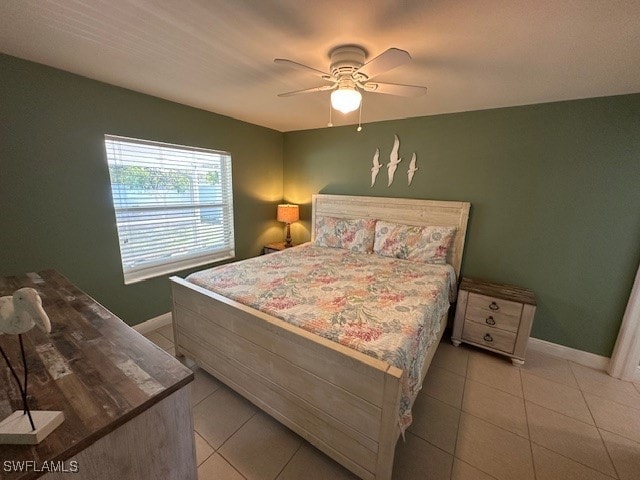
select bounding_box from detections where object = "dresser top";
[460,276,537,305]
[0,270,193,479]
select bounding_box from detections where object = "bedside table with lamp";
[264,204,299,254]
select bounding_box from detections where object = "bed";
[170,194,470,480]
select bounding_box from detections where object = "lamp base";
[284,222,292,247]
[0,410,64,445]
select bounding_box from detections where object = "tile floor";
[145,325,640,480]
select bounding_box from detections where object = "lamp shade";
[277,204,299,223]
[331,87,362,114]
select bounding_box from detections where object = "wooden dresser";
[0,270,195,480]
[452,277,537,366]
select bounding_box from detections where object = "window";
[104,135,234,284]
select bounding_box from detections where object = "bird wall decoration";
[387,134,402,187]
[370,148,382,187]
[407,152,418,185]
[368,134,419,187]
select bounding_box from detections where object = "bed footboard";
[171,277,403,480]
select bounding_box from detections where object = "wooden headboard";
[311,194,471,278]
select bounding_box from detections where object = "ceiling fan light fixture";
[330,87,362,114]
[276,45,424,123]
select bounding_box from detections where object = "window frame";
[104,134,235,284]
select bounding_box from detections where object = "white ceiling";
[1,0,639,132]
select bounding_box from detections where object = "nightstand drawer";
[466,293,522,322]
[467,292,523,316]
[465,293,522,333]
[462,321,516,354]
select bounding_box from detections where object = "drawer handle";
[489,302,500,311]
[483,333,493,342]
[485,316,496,326]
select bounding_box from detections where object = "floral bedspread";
[186,243,456,431]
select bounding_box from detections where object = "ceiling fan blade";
[278,85,336,97]
[356,48,411,80]
[274,58,332,79]
[363,82,427,97]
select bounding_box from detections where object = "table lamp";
[277,204,299,247]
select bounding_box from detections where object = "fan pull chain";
[327,97,333,127]
[357,99,363,132]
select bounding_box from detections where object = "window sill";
[123,251,235,285]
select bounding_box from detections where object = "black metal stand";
[0,334,36,431]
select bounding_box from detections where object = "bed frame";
[170,194,470,480]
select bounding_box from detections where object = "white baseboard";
[527,337,610,371]
[133,312,172,335]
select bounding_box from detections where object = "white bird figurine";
[387,134,402,187]
[0,287,51,433]
[370,148,382,187]
[407,152,418,185]
[0,287,51,335]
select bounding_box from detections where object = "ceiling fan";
[274,45,427,115]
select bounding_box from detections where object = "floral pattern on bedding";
[374,221,456,265]
[186,243,456,431]
[314,216,376,253]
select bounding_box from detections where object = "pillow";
[374,220,456,264]
[314,216,376,253]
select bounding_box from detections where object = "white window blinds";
[104,135,235,284]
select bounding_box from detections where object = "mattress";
[186,243,456,430]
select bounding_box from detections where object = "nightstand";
[263,242,296,254]
[452,277,536,366]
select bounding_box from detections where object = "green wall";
[2,53,638,356]
[283,95,640,357]
[0,54,283,325]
